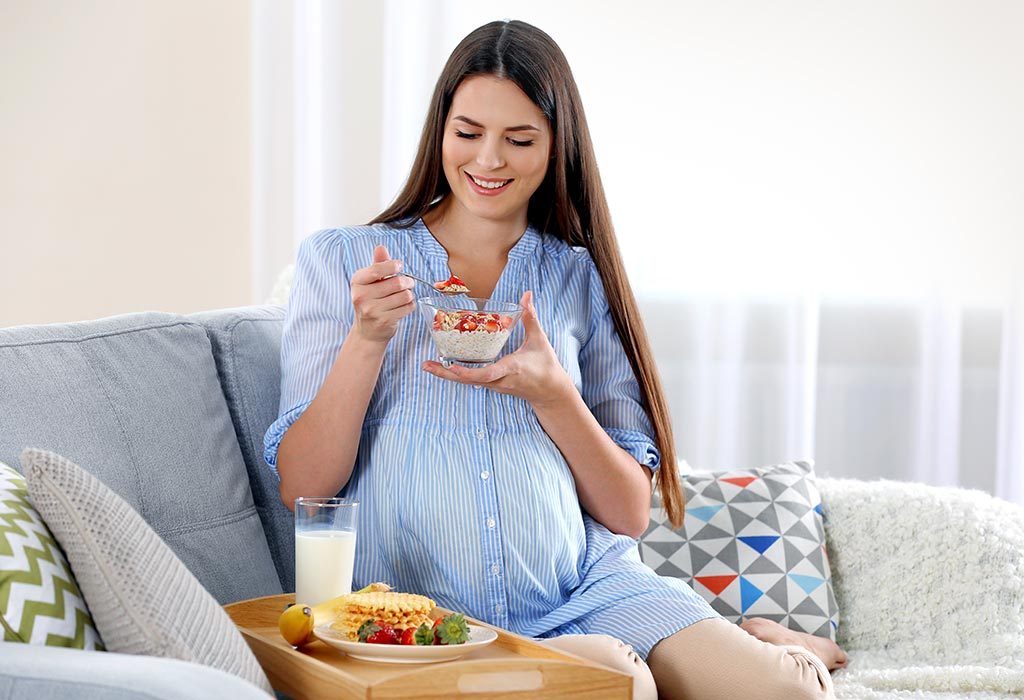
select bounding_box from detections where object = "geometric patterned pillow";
[0,460,103,649]
[641,460,839,641]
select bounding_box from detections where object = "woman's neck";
[423,197,527,259]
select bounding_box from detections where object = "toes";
[739,617,773,638]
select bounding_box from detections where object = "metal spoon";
[396,271,470,296]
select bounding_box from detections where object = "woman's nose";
[475,136,505,170]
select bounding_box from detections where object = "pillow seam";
[75,347,148,519]
[0,610,27,643]
[32,463,172,656]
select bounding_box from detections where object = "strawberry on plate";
[432,613,471,645]
[357,619,399,645]
[431,617,445,645]
[414,623,435,646]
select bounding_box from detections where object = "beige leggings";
[539,618,834,700]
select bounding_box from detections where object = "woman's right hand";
[350,244,417,344]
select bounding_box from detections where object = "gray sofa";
[2,305,1022,700]
[0,306,291,698]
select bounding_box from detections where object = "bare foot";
[739,617,848,671]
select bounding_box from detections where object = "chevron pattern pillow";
[0,460,103,649]
[641,460,839,640]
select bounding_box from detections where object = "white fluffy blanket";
[818,478,1024,699]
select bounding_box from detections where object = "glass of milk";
[294,497,359,606]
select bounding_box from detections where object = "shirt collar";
[411,218,540,261]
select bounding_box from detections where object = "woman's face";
[440,75,552,227]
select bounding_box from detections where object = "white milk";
[295,530,357,606]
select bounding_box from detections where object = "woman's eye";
[454,129,532,147]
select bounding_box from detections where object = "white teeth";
[470,174,510,189]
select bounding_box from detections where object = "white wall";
[373,0,1024,304]
[0,0,251,327]
[6,1,1018,328]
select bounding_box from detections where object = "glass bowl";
[418,296,523,366]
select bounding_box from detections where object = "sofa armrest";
[0,642,272,699]
[818,477,1024,666]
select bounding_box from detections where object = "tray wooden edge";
[225,593,633,699]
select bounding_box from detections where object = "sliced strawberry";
[400,627,416,645]
[434,274,469,292]
[483,319,500,332]
[365,620,399,645]
[366,629,397,644]
[500,315,514,329]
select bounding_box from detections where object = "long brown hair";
[370,20,685,527]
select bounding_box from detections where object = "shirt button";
[480,470,490,480]
[473,384,482,390]
[476,429,487,440]
[486,517,496,529]
[491,564,500,576]
[494,604,503,614]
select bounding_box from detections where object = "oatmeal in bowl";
[418,296,523,366]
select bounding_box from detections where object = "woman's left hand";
[421,290,574,407]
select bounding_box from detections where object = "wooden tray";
[225,594,632,699]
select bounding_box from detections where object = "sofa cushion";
[188,306,294,592]
[21,448,272,694]
[641,460,839,641]
[0,460,103,649]
[0,313,282,603]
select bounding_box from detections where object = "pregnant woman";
[265,19,845,700]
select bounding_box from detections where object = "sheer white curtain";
[641,292,1024,502]
[251,0,1024,503]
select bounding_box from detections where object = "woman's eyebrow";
[452,115,540,132]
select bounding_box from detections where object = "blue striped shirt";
[264,219,718,657]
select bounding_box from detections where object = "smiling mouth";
[466,172,513,191]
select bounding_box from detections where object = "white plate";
[313,623,498,664]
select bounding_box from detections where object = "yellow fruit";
[279,582,391,646]
[278,603,314,647]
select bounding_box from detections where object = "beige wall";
[0,0,251,327]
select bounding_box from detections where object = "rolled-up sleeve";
[263,230,356,473]
[577,255,662,473]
